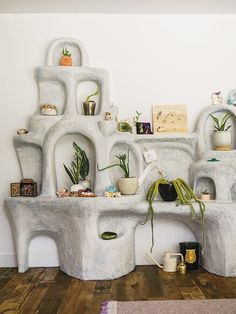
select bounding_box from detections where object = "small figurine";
[40,104,57,116]
[227,89,236,106]
[17,128,28,135]
[211,91,223,105]
[59,47,72,66]
[104,112,112,120]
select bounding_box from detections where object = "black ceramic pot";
[158,182,177,202]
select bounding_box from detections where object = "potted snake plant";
[143,169,205,253]
[209,112,233,151]
[97,150,138,195]
[64,142,90,191]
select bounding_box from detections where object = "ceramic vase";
[118,177,138,195]
[212,131,232,150]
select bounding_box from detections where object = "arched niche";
[109,143,139,188]
[204,109,236,151]
[54,133,96,191]
[135,219,196,264]
[46,37,89,67]
[76,81,100,115]
[38,81,65,115]
[29,235,59,267]
[195,177,216,200]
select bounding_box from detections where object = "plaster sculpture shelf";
[6,196,236,279]
[5,38,236,280]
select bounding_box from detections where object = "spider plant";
[142,174,205,253]
[63,142,89,184]
[97,150,130,178]
[209,113,232,131]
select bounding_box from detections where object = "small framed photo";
[20,182,37,197]
[136,122,153,134]
[10,183,21,197]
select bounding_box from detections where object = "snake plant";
[209,113,232,131]
[63,142,89,184]
[143,177,205,253]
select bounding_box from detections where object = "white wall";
[1,14,236,267]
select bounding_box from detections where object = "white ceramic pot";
[118,177,138,195]
[70,184,84,192]
[79,180,91,190]
[212,131,231,150]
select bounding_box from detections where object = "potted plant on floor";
[143,168,205,253]
[209,112,233,151]
[97,150,138,195]
[64,142,90,191]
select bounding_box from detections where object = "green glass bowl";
[101,231,118,240]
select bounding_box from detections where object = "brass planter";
[83,101,96,115]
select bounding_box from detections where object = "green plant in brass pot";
[64,142,90,191]
[97,150,138,195]
[83,87,100,115]
[143,169,205,253]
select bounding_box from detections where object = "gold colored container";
[83,101,96,115]
[178,262,187,274]
[40,104,58,116]
[185,249,196,264]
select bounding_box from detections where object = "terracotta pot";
[118,177,138,195]
[200,193,211,201]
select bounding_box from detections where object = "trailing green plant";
[97,150,130,178]
[209,112,232,131]
[63,142,89,184]
[142,174,205,253]
[85,87,99,102]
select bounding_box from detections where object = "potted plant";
[209,112,233,151]
[200,189,211,201]
[97,150,138,195]
[63,142,90,191]
[83,87,99,115]
[143,170,205,253]
[59,47,72,66]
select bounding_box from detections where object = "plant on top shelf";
[209,112,233,151]
[142,166,205,253]
[64,142,90,192]
[59,47,72,66]
[83,87,100,116]
[97,150,138,195]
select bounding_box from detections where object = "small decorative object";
[152,105,188,133]
[211,91,223,105]
[104,185,121,197]
[207,158,220,162]
[83,87,99,115]
[63,142,90,192]
[200,189,211,201]
[40,104,57,116]
[56,187,96,197]
[136,122,153,134]
[97,150,138,195]
[209,112,233,150]
[104,112,112,120]
[101,231,118,240]
[117,120,132,133]
[145,252,184,273]
[134,111,142,124]
[227,89,236,106]
[11,178,37,197]
[59,47,72,66]
[142,164,205,252]
[179,242,200,270]
[17,128,28,135]
[105,185,118,193]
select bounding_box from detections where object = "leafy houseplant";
[209,112,233,150]
[64,142,90,191]
[97,150,138,195]
[143,172,205,253]
[83,87,100,115]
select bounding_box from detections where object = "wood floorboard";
[0,266,236,314]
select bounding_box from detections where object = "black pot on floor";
[158,182,177,202]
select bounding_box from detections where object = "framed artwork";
[10,179,37,197]
[136,122,153,134]
[152,105,188,133]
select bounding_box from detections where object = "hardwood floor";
[0,266,236,314]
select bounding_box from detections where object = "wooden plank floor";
[0,266,236,314]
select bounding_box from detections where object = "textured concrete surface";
[5,38,236,279]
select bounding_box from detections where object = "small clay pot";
[158,183,177,202]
